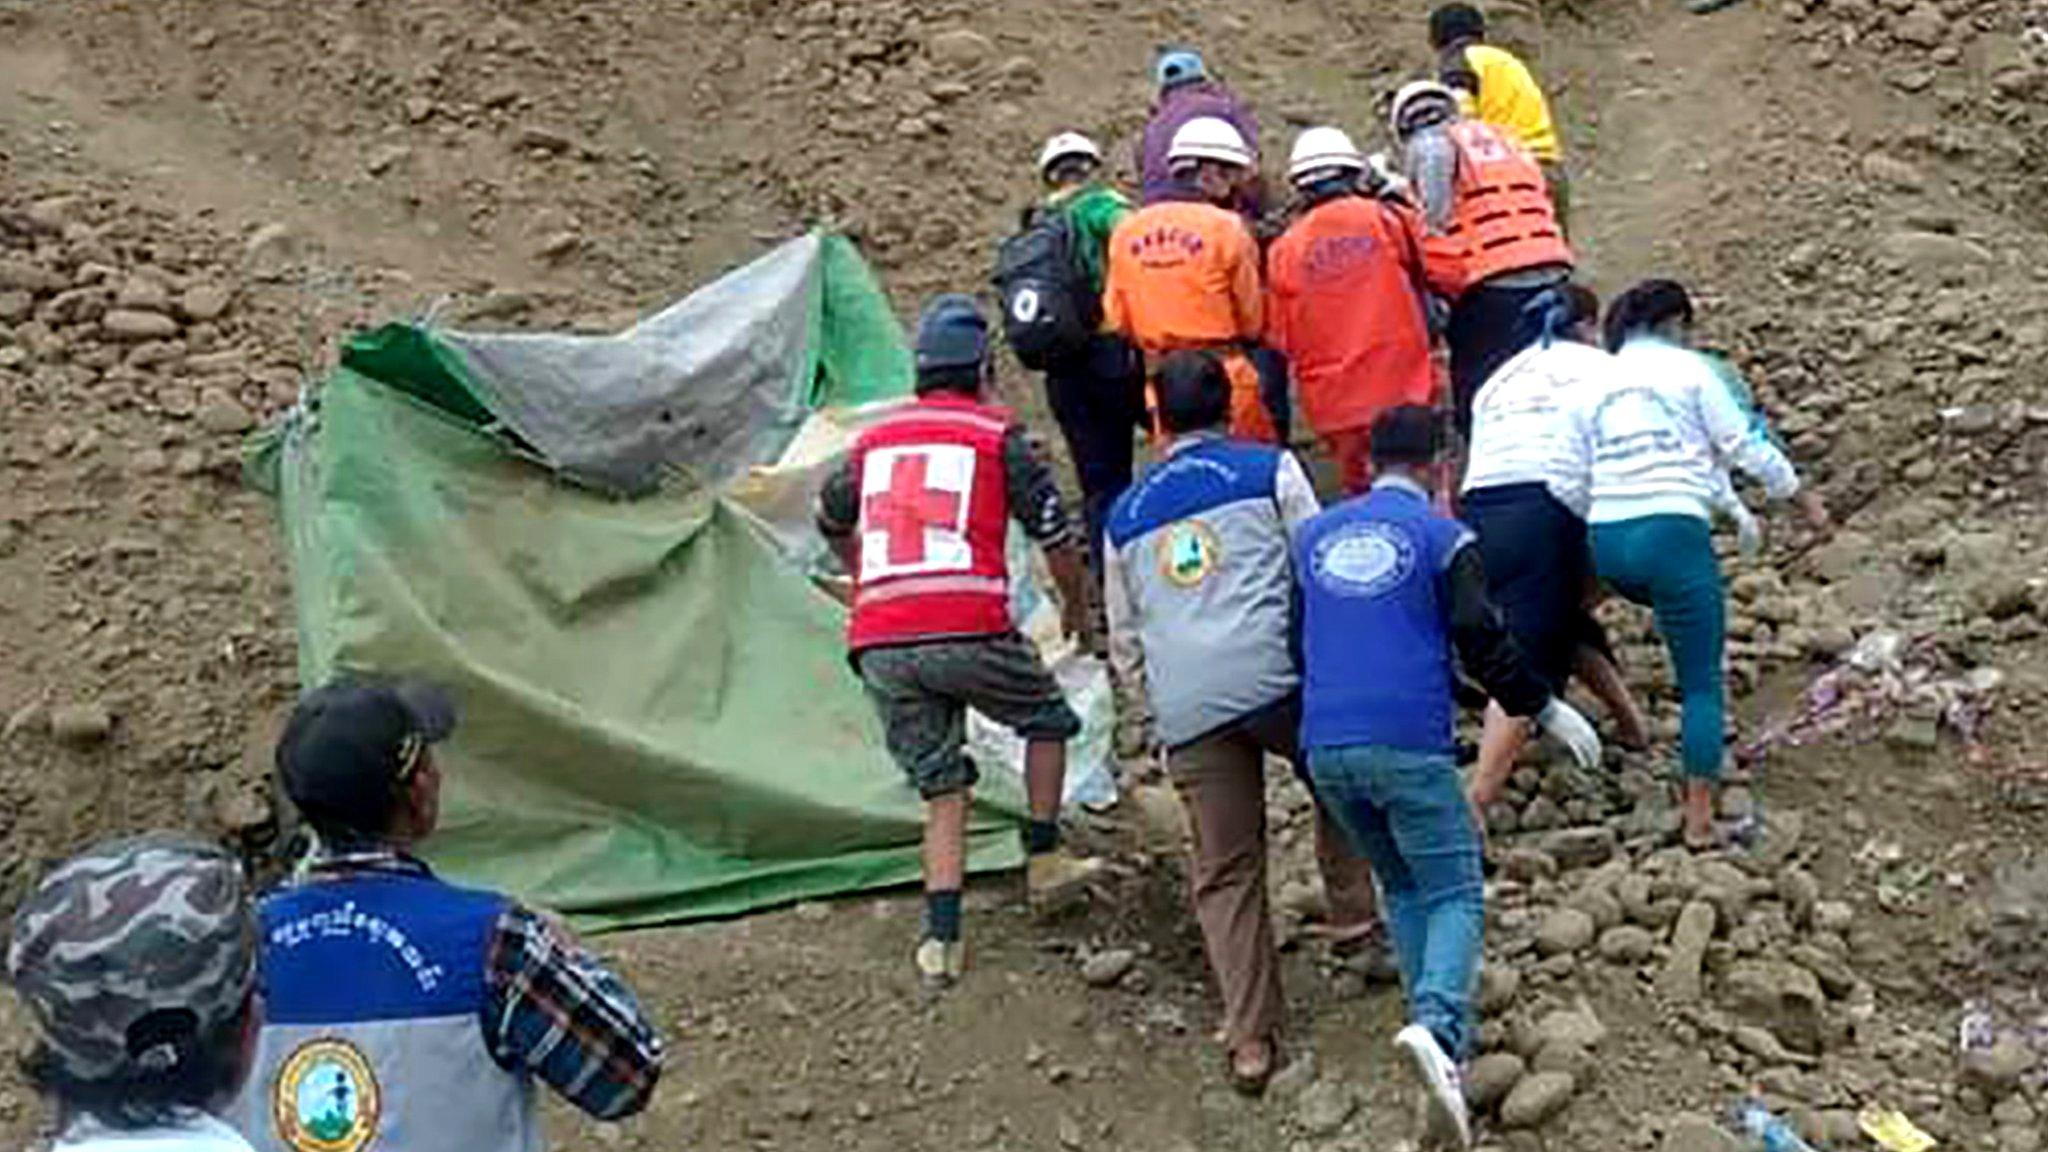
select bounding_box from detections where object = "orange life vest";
[1423,120,1572,298]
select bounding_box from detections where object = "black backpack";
[991,207,1099,370]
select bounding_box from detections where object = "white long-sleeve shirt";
[1460,339,1610,518]
[1585,337,1801,525]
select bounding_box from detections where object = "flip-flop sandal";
[1226,1040,1279,1097]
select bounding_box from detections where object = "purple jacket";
[1136,83,1262,210]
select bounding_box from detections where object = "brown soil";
[2,0,2046,1147]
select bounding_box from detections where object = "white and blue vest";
[228,873,541,1152]
[1296,484,1471,754]
[1107,438,1299,748]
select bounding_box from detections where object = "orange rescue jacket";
[1423,120,1571,298]
[1266,195,1437,437]
[1102,199,1264,354]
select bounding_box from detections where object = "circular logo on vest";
[1157,520,1222,588]
[1010,287,1042,324]
[1312,523,1414,597]
[274,1038,381,1152]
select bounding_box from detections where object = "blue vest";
[1106,437,1297,747]
[229,872,542,1152]
[1295,483,1471,753]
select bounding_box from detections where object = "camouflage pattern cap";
[6,833,257,1081]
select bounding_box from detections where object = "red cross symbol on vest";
[862,450,967,567]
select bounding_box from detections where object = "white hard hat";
[1167,117,1253,170]
[1288,126,1367,183]
[1038,131,1103,177]
[1389,80,1460,138]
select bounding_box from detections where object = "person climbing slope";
[1588,279,1831,850]
[1103,350,1379,1096]
[1459,283,1650,806]
[818,294,1105,987]
[1295,405,1601,1150]
[994,131,1146,571]
[1389,80,1572,444]
[1104,117,1278,443]
[1428,3,1572,230]
[1266,126,1437,494]
[1136,49,1263,215]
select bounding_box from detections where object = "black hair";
[1369,405,1442,468]
[1519,282,1603,348]
[1562,283,1602,328]
[1045,155,1099,185]
[1429,3,1487,49]
[1155,350,1230,435]
[1603,279,1694,352]
[1298,172,1362,206]
[25,1000,253,1131]
[914,363,984,397]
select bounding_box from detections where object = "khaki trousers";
[1166,697,1378,1048]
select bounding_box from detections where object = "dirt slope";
[2,0,2046,1147]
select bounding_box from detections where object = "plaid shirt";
[304,847,664,1120]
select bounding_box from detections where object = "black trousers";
[1446,279,1555,439]
[1461,482,1614,693]
[1043,333,1146,567]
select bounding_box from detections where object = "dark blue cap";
[914,293,991,373]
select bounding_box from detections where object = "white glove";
[1537,698,1602,771]
[1729,501,1763,559]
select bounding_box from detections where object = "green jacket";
[1045,182,1132,296]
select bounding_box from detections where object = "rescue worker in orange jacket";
[1391,81,1572,441]
[1103,117,1278,444]
[1266,126,1438,494]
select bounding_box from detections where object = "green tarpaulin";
[253,234,1037,930]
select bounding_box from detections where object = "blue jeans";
[1307,744,1483,1059]
[1592,514,1725,781]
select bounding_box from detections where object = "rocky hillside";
[0,0,2045,1148]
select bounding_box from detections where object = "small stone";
[1892,4,1946,48]
[927,28,996,68]
[101,309,181,342]
[1501,848,1559,883]
[1533,1004,1606,1053]
[1296,1079,1357,1137]
[1598,925,1656,964]
[195,389,256,435]
[1540,827,1617,870]
[1726,960,1827,1054]
[179,285,233,323]
[1466,1052,1526,1110]
[1080,948,1135,988]
[1659,1116,1744,1152]
[1657,900,1717,1002]
[515,125,577,154]
[405,96,438,122]
[1477,964,1522,1014]
[245,223,299,270]
[366,143,412,176]
[1962,1035,2036,1097]
[49,703,113,747]
[1813,901,1854,934]
[537,231,581,262]
[1499,1071,1576,1128]
[0,290,33,322]
[1536,908,1596,956]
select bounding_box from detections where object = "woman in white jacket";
[1587,281,1828,848]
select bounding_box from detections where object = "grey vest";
[1108,439,1299,747]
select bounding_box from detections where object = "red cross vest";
[846,394,1015,652]
[1422,120,1572,298]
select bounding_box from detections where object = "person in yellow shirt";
[1429,3,1571,230]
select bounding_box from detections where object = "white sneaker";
[1394,1024,1472,1149]
[914,937,965,989]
